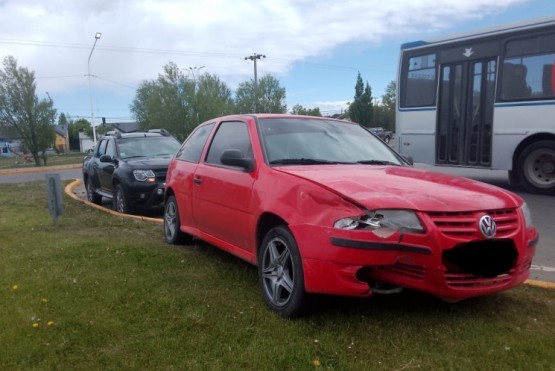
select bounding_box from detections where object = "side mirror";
[402,155,414,165]
[99,154,114,163]
[221,149,254,172]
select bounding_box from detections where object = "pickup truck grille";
[154,169,167,182]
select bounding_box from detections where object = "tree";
[348,72,373,127]
[0,56,57,166]
[131,62,194,140]
[380,80,396,131]
[131,62,235,140]
[68,117,93,151]
[235,74,286,114]
[291,104,322,116]
[195,73,235,123]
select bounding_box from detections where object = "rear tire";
[258,226,311,318]
[517,140,555,195]
[86,178,102,204]
[164,195,192,245]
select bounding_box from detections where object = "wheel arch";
[256,212,288,259]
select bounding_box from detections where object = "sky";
[1,0,555,125]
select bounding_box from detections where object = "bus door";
[436,58,496,167]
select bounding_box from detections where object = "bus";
[396,16,555,194]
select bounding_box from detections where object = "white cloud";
[0,0,529,115]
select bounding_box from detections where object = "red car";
[164,114,538,317]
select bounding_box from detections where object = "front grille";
[427,208,519,238]
[444,271,513,288]
[154,169,167,182]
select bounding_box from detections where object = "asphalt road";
[1,165,553,283]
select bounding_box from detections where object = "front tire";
[258,226,310,318]
[164,195,192,245]
[113,184,132,214]
[517,140,555,195]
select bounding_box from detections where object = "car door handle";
[193,178,202,185]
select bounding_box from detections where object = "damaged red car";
[164,114,538,317]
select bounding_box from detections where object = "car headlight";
[334,209,424,235]
[133,169,156,182]
[520,202,534,228]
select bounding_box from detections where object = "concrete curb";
[65,179,163,225]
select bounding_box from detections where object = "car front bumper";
[290,215,538,300]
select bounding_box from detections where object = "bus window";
[501,32,555,101]
[403,53,436,107]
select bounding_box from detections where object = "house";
[0,127,22,157]
[54,124,70,154]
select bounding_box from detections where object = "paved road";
[1,164,553,283]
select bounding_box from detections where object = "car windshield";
[117,136,181,159]
[258,117,403,165]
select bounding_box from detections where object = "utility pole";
[244,53,265,113]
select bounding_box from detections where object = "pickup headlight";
[334,210,424,235]
[133,169,156,182]
[520,202,534,228]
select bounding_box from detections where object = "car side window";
[206,121,251,166]
[96,139,108,157]
[176,123,214,163]
[105,139,115,158]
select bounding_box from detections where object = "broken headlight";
[334,210,425,235]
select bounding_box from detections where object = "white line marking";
[530,265,555,272]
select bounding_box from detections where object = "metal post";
[88,32,102,145]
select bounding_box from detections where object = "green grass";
[1,180,554,370]
[0,152,84,170]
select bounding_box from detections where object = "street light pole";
[244,53,265,112]
[187,66,205,124]
[88,32,102,145]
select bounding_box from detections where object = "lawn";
[1,180,554,370]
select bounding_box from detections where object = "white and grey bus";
[396,16,555,194]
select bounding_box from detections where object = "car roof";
[102,129,174,140]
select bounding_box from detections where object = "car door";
[171,123,215,231]
[192,120,256,252]
[98,138,116,193]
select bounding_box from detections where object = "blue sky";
[1,0,554,124]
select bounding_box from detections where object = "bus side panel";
[397,109,437,164]
[491,102,555,170]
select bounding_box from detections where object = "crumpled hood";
[276,165,522,212]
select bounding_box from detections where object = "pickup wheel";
[114,184,133,214]
[86,178,102,204]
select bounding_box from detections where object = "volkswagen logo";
[478,215,497,239]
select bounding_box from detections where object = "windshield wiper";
[270,158,353,165]
[356,160,400,166]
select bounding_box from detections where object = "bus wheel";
[517,140,555,195]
